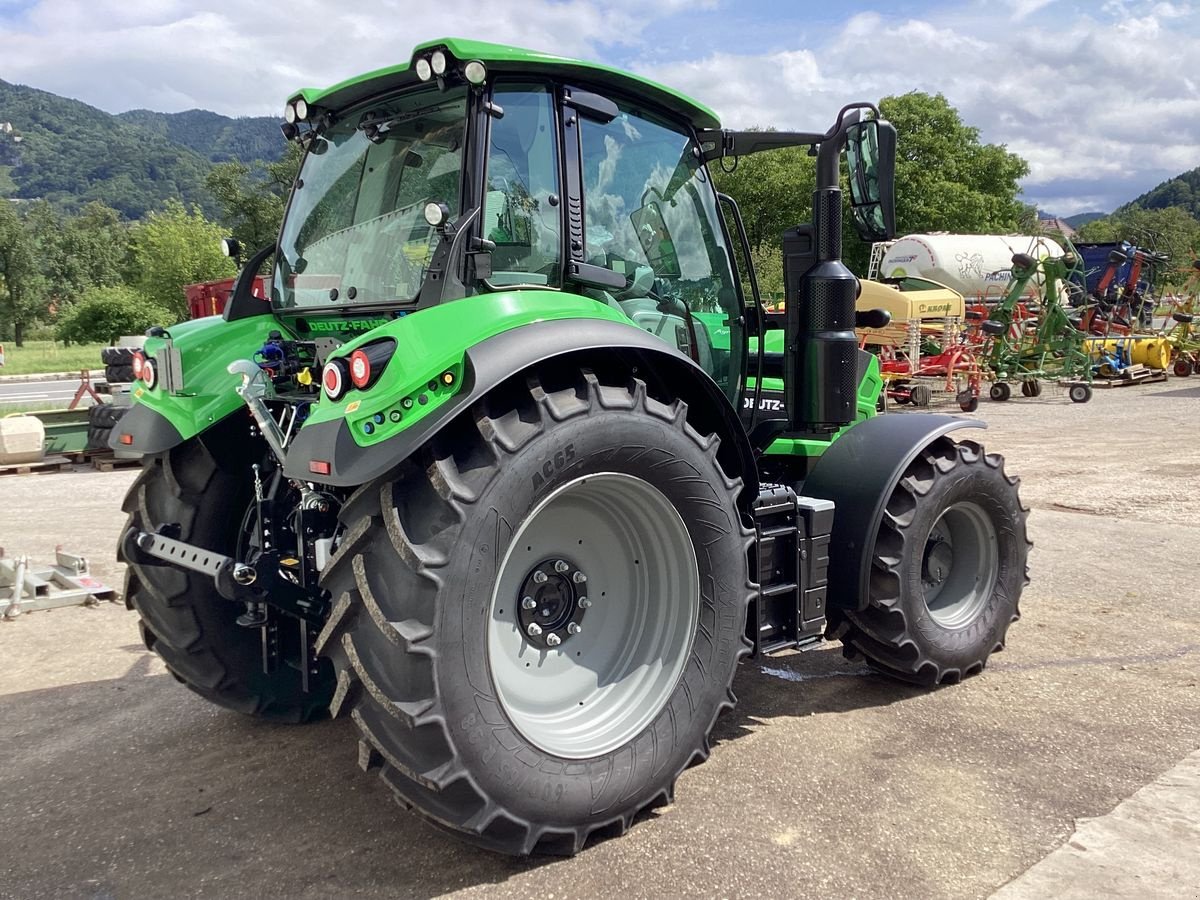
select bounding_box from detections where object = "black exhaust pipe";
[783,188,859,435]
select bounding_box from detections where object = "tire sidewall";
[900,460,1024,668]
[434,405,746,827]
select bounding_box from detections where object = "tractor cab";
[257,38,895,436]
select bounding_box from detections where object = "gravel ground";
[1,378,1198,899]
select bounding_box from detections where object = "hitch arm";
[122,527,329,624]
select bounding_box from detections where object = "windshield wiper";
[359,102,460,140]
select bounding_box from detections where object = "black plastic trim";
[799,413,986,612]
[223,243,276,322]
[282,318,758,501]
[106,403,186,456]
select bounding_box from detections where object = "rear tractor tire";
[832,437,1030,685]
[119,438,335,721]
[318,369,753,855]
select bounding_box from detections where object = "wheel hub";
[922,534,954,588]
[516,558,589,650]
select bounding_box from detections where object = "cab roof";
[292,36,721,131]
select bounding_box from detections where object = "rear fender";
[800,413,986,612]
[282,317,758,504]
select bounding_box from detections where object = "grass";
[0,341,107,376]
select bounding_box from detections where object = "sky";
[1,0,1196,215]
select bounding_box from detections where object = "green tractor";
[112,38,1029,855]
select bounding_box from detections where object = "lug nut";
[567,623,582,635]
[572,571,587,584]
[546,633,562,647]
[521,596,536,610]
[554,559,569,573]
[578,597,591,608]
[526,623,543,637]
[533,571,548,584]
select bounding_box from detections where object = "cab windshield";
[273,86,467,308]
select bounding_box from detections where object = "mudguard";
[282,317,759,499]
[799,413,986,612]
[107,403,184,455]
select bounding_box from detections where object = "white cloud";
[0,0,1197,214]
[637,3,1200,214]
[0,0,674,114]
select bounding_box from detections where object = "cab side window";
[578,100,740,397]
[484,84,562,288]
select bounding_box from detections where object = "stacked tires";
[87,402,127,450]
[101,346,137,384]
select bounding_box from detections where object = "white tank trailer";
[879,234,1065,299]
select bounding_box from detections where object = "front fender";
[283,316,757,500]
[800,413,986,612]
[110,314,287,455]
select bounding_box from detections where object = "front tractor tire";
[120,439,335,721]
[318,369,753,855]
[833,437,1030,685]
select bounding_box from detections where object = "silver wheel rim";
[921,500,999,629]
[488,472,699,759]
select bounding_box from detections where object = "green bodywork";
[133,315,284,438]
[306,292,628,448]
[134,295,879,460]
[131,294,626,442]
[292,37,720,130]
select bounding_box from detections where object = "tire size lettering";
[531,442,576,491]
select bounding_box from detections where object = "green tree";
[882,92,1029,236]
[1077,206,1200,289]
[55,284,170,345]
[206,141,302,254]
[712,93,1030,286]
[130,200,236,319]
[0,201,47,344]
[58,202,131,296]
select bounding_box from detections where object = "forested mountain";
[0,79,282,219]
[1121,167,1200,219]
[117,108,283,164]
[1064,211,1106,228]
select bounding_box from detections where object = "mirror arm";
[698,129,824,162]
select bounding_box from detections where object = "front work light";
[424,201,450,228]
[284,102,297,124]
[415,57,433,81]
[293,97,308,121]
[463,60,487,85]
[430,50,448,76]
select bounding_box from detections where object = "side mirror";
[220,237,242,263]
[845,116,896,243]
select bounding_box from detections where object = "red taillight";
[141,357,158,389]
[131,352,144,378]
[120,433,134,445]
[349,349,371,389]
[322,359,348,401]
[309,460,332,476]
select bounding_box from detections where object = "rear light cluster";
[132,351,157,389]
[321,339,396,402]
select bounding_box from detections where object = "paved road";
[1,379,1198,898]
[0,377,98,407]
